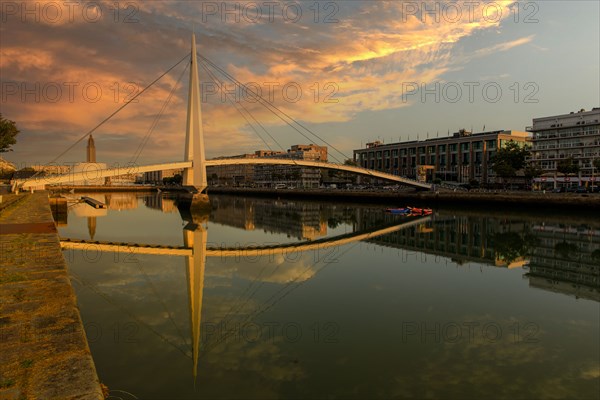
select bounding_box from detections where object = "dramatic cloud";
[1,1,534,164]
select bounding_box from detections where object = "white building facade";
[529,108,600,188]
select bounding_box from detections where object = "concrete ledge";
[0,192,103,399]
[0,193,29,214]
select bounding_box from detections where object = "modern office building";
[528,108,600,188]
[353,129,529,184]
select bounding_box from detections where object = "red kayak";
[408,207,433,216]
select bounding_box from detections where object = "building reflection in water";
[527,223,600,301]
[209,196,355,240]
[144,193,179,213]
[105,193,139,211]
[355,209,599,302]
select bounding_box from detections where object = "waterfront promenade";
[0,193,103,399]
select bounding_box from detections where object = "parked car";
[575,186,588,193]
[552,187,564,193]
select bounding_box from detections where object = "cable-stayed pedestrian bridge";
[14,158,430,190]
[11,33,432,195]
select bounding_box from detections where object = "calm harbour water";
[57,193,600,399]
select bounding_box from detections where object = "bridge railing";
[12,159,432,191]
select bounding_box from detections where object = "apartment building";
[529,108,600,187]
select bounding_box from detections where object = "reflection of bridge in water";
[355,209,600,302]
[61,211,430,381]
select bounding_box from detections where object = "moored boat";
[385,207,411,214]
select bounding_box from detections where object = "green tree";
[0,114,20,153]
[554,242,579,260]
[524,162,543,180]
[556,157,580,178]
[344,159,358,166]
[592,249,600,262]
[492,228,539,264]
[491,140,529,183]
[593,158,600,174]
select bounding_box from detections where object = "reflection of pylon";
[184,222,207,383]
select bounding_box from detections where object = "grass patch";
[0,271,27,284]
[20,359,34,368]
[0,378,16,388]
[13,288,26,302]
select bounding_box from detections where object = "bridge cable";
[197,53,349,164]
[201,240,355,356]
[200,61,305,172]
[130,60,190,164]
[70,272,192,359]
[135,260,190,349]
[195,54,418,184]
[199,53,345,163]
[30,53,190,181]
[199,62,282,153]
[215,259,283,328]
[201,219,424,355]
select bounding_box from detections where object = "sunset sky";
[1,1,599,167]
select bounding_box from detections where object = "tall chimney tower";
[87,135,96,163]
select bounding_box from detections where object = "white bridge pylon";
[11,33,431,192]
[183,33,207,193]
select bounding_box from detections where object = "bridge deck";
[60,216,430,257]
[15,159,431,190]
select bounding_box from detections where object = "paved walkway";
[0,192,103,399]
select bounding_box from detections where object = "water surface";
[58,193,600,399]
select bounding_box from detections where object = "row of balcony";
[531,127,599,140]
[533,142,600,150]
[363,150,494,160]
[530,152,599,159]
